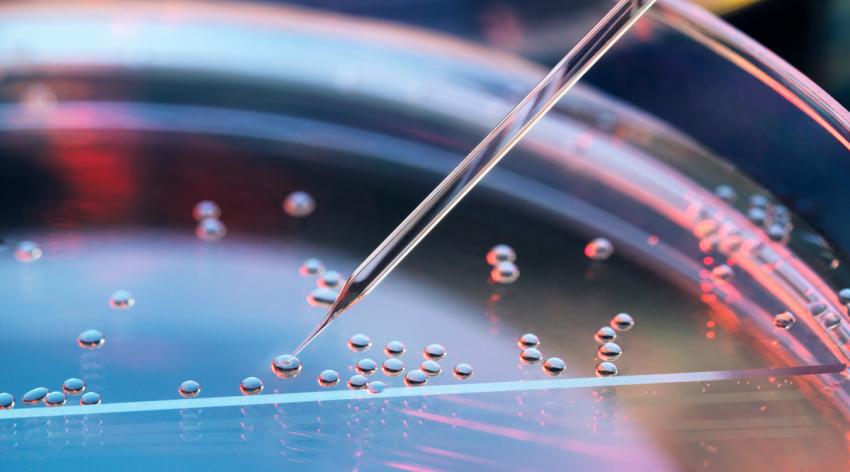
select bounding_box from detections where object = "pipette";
[292,0,656,356]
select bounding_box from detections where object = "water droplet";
[486,244,516,265]
[809,302,828,317]
[317,370,340,387]
[749,194,770,208]
[585,238,614,261]
[423,344,446,360]
[45,391,66,407]
[318,271,343,289]
[195,218,227,241]
[109,289,135,309]
[490,261,520,284]
[823,311,841,330]
[348,334,372,352]
[773,311,796,329]
[283,191,316,218]
[597,342,622,361]
[307,287,338,307]
[80,392,101,406]
[543,357,565,376]
[519,348,542,365]
[767,224,787,242]
[714,185,737,203]
[61,378,86,395]
[272,355,302,379]
[382,358,405,376]
[77,329,105,349]
[595,362,618,377]
[838,288,850,305]
[594,327,617,344]
[453,363,473,380]
[711,264,734,281]
[517,333,540,348]
[192,200,221,221]
[21,387,48,405]
[299,258,325,276]
[420,360,441,377]
[355,358,378,376]
[14,240,42,263]
[384,341,406,357]
[240,377,264,396]
[404,370,428,387]
[0,393,15,410]
[367,381,386,394]
[610,313,635,331]
[347,374,368,390]
[747,207,767,226]
[178,380,201,398]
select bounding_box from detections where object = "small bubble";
[486,244,516,265]
[348,334,372,352]
[192,200,221,221]
[14,240,42,263]
[773,311,796,329]
[21,387,48,405]
[809,302,828,317]
[61,378,86,395]
[594,327,617,344]
[597,342,622,361]
[420,360,441,377]
[178,380,201,398]
[45,391,67,407]
[272,355,302,379]
[195,218,227,241]
[453,363,473,380]
[240,377,264,396]
[77,329,105,350]
[317,370,340,387]
[749,195,770,208]
[355,358,378,376]
[517,333,540,348]
[595,362,618,377]
[490,261,520,284]
[519,348,542,365]
[109,289,135,309]
[0,393,15,410]
[823,311,841,330]
[404,370,428,387]
[711,264,734,281]
[423,344,446,360]
[367,381,386,394]
[610,313,635,331]
[299,258,325,276]
[307,287,338,307]
[747,207,767,226]
[318,271,343,289]
[384,341,406,357]
[382,358,405,376]
[543,357,565,376]
[585,238,614,261]
[347,374,368,390]
[838,288,850,305]
[80,392,101,406]
[283,191,316,218]
[714,185,737,203]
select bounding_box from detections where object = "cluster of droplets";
[715,187,793,244]
[591,313,634,377]
[6,377,100,410]
[486,244,519,284]
[193,200,227,242]
[516,333,565,376]
[299,258,344,308]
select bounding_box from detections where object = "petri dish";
[0,1,848,470]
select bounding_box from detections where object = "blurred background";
[261,0,850,108]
